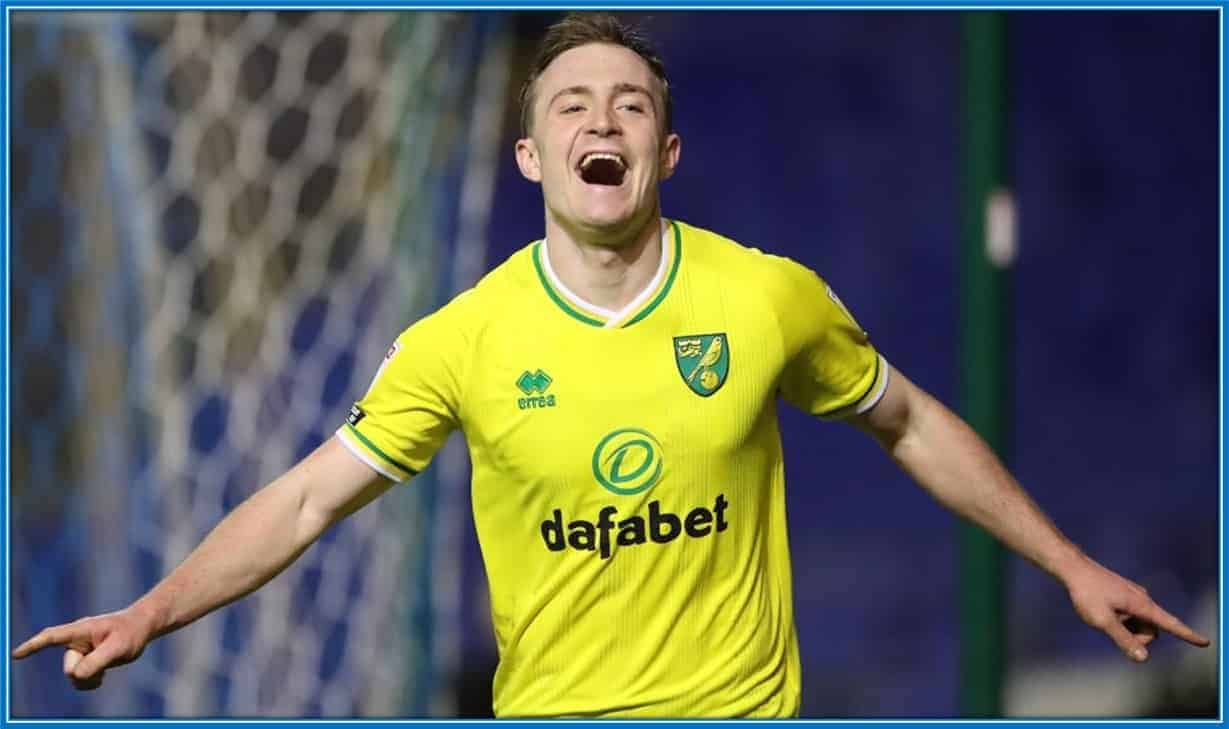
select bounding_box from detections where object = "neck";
[543,211,665,313]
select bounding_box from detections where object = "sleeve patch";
[363,341,402,398]
[826,284,867,337]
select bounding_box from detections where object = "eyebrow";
[547,82,657,110]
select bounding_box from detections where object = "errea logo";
[516,369,557,410]
[517,369,552,394]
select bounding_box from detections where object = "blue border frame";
[0,2,1226,6]
[0,4,1223,728]
[2,1,9,723]
[1220,4,1226,723]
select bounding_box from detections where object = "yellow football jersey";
[336,219,888,718]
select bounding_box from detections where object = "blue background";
[4,7,1219,720]
[469,10,1219,717]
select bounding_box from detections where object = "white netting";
[10,10,502,717]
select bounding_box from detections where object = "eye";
[619,103,645,114]
[560,104,584,114]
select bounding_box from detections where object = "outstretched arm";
[847,363,1210,662]
[12,435,391,689]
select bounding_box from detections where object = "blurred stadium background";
[8,10,1218,718]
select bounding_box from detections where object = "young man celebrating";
[13,14,1210,718]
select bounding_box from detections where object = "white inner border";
[855,354,892,414]
[541,220,670,328]
[335,427,406,483]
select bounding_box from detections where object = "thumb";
[62,648,84,676]
[64,646,104,691]
[70,638,121,680]
[1105,617,1149,662]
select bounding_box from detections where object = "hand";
[1065,558,1210,662]
[12,608,155,690]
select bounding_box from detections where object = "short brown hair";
[519,13,672,137]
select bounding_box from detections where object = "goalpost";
[10,10,507,717]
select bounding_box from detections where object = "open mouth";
[578,152,627,186]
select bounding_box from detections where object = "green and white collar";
[533,219,682,329]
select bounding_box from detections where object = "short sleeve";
[773,258,889,420]
[335,298,470,482]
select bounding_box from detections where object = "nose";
[586,107,621,137]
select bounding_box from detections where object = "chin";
[579,214,647,243]
[551,196,657,243]
[571,204,632,228]
[584,198,656,227]
[584,211,635,229]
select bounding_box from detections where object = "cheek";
[544,148,574,180]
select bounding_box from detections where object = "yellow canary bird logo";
[687,336,723,385]
[674,333,730,397]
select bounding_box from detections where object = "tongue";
[581,158,625,186]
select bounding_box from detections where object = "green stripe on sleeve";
[345,423,419,477]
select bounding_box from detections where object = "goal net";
[10,10,507,717]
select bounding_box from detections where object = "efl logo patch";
[826,285,868,338]
[347,404,366,426]
[363,340,401,398]
[673,333,730,397]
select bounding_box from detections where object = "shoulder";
[400,242,538,340]
[672,219,829,300]
[470,241,539,302]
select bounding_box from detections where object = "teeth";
[580,152,626,170]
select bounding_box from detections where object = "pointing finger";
[1134,601,1210,647]
[13,625,80,659]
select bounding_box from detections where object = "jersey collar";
[533,219,682,329]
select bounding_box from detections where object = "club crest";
[673,333,730,397]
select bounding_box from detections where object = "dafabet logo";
[591,428,663,495]
[540,427,729,559]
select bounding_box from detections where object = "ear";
[515,137,542,183]
[659,131,681,181]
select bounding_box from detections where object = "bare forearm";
[132,470,330,639]
[869,378,1087,585]
[850,367,1211,661]
[12,437,392,686]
